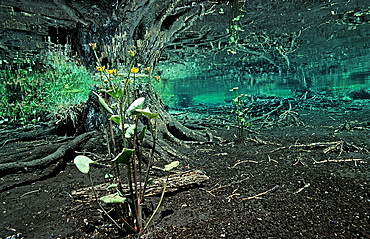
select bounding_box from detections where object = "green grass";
[0,52,95,126]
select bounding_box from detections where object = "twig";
[293,182,310,194]
[226,193,240,202]
[231,160,260,168]
[267,155,278,163]
[207,184,231,195]
[207,178,250,197]
[313,158,364,164]
[246,137,282,146]
[242,185,279,200]
[20,189,42,197]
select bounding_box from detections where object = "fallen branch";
[72,170,209,199]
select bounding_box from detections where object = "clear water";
[157,53,370,108]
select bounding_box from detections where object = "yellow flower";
[105,69,117,75]
[145,67,151,72]
[130,67,139,73]
[65,84,69,89]
[153,75,160,82]
[96,66,105,71]
[89,43,97,50]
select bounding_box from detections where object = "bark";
[72,170,209,198]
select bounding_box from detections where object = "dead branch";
[72,170,209,199]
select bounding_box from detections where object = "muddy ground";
[0,101,369,239]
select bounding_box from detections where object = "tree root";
[0,131,96,176]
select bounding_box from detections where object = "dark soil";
[1,101,370,239]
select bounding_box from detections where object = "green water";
[157,53,370,108]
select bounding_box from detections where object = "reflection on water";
[159,71,370,107]
[158,55,370,108]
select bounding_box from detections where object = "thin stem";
[131,116,143,231]
[143,172,169,231]
[141,120,157,202]
[88,172,130,231]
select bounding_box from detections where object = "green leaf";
[126,97,145,116]
[146,178,154,186]
[94,92,114,114]
[229,36,237,43]
[232,25,243,31]
[74,155,97,174]
[137,126,147,141]
[135,108,159,119]
[110,115,121,126]
[114,148,134,164]
[125,124,136,138]
[106,88,124,100]
[164,161,180,171]
[106,184,118,189]
[104,173,115,179]
[100,193,126,204]
[232,14,244,21]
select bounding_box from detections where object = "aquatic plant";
[230,88,251,143]
[74,43,178,235]
[227,13,244,54]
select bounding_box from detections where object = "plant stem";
[132,116,143,231]
[88,172,127,231]
[143,172,169,231]
[141,120,157,202]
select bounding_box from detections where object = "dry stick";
[314,158,363,164]
[207,184,231,196]
[242,185,279,200]
[249,100,285,123]
[231,160,260,168]
[271,141,343,153]
[293,182,310,194]
[20,189,42,198]
[207,178,250,197]
[268,155,279,163]
[245,136,282,146]
[271,140,368,154]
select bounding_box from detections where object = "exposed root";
[271,140,368,154]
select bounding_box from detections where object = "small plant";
[74,155,179,233]
[73,43,177,235]
[230,87,251,143]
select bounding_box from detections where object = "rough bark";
[72,170,209,198]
